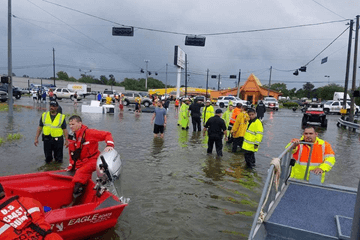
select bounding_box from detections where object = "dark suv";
[0,84,22,99]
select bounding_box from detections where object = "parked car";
[122,92,152,107]
[20,87,31,94]
[54,88,82,100]
[263,97,279,110]
[0,84,22,99]
[0,90,8,102]
[216,96,249,108]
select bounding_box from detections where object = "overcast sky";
[0,0,359,90]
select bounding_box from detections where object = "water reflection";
[202,156,224,181]
[178,128,188,147]
[151,137,164,157]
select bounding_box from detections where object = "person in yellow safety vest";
[242,108,263,168]
[34,101,69,163]
[286,126,335,183]
[179,98,190,129]
[135,96,142,113]
[222,103,234,138]
[105,95,112,105]
[202,100,215,126]
[231,105,250,152]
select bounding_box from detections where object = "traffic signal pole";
[8,0,13,117]
[349,15,359,122]
[343,20,353,110]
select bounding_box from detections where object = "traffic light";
[293,70,299,76]
[1,76,8,83]
[112,27,134,36]
[185,36,206,47]
[229,75,237,79]
[211,75,217,78]
[353,90,360,97]
[299,66,307,72]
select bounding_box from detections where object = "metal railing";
[337,117,360,131]
[248,141,314,240]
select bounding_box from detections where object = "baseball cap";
[206,100,211,103]
[50,101,59,107]
[215,109,222,114]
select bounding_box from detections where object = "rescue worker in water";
[0,183,63,240]
[287,126,335,183]
[65,115,115,207]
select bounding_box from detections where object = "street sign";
[185,36,206,47]
[112,27,134,36]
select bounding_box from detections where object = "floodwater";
[0,97,359,240]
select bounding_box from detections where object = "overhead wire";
[27,0,143,70]
[42,0,349,36]
[311,0,347,20]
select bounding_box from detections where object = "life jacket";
[202,105,215,126]
[232,111,250,138]
[68,125,89,170]
[41,112,65,138]
[0,196,52,239]
[242,118,263,152]
[175,100,179,107]
[230,108,241,125]
[288,137,336,183]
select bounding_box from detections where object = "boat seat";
[335,215,352,240]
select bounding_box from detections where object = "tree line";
[56,71,174,91]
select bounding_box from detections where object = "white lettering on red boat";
[67,212,112,226]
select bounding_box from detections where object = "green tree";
[99,75,109,85]
[79,74,96,83]
[316,84,344,101]
[303,82,315,98]
[108,74,116,86]
[57,71,69,81]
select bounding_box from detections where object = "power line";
[311,0,347,20]
[42,0,349,36]
[303,26,349,66]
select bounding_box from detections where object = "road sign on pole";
[112,27,134,36]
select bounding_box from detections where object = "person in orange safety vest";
[65,115,115,207]
[0,183,63,240]
[227,103,242,143]
[286,126,335,183]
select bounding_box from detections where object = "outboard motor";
[94,149,129,203]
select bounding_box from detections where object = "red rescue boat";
[0,150,128,240]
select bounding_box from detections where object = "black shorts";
[154,124,164,134]
[135,103,140,110]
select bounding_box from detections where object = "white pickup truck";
[323,100,359,114]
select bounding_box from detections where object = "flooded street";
[0,98,359,240]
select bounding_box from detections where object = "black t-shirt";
[39,112,67,129]
[205,115,226,138]
[189,102,204,118]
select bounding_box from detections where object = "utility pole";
[343,19,353,109]
[236,69,241,98]
[349,15,359,122]
[145,60,149,89]
[206,69,209,101]
[165,64,168,96]
[53,48,56,86]
[8,0,13,117]
[185,54,188,97]
[267,66,272,97]
[217,74,221,91]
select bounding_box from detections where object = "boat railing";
[248,141,314,240]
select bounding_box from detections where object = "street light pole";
[145,60,149,89]
[267,66,272,97]
[325,75,330,84]
[165,64,168,96]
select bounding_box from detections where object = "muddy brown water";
[0,98,359,240]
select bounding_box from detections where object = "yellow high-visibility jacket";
[221,105,233,128]
[202,105,215,126]
[286,136,335,183]
[179,103,190,128]
[42,112,65,137]
[232,111,250,138]
[242,118,263,152]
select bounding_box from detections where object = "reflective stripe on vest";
[0,224,10,235]
[42,112,64,137]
